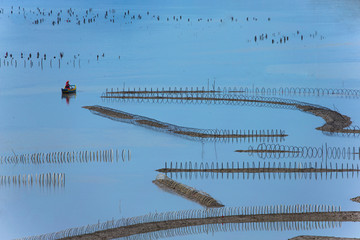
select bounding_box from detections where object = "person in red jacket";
[65,80,70,89]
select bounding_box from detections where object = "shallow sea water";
[0,0,360,239]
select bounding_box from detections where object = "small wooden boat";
[62,85,76,94]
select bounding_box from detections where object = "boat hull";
[62,85,76,94]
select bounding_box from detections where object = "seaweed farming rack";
[103,86,360,98]
[0,173,65,187]
[17,205,349,240]
[236,143,360,160]
[84,105,287,142]
[158,161,360,180]
[0,148,131,164]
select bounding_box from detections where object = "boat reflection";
[61,92,76,104]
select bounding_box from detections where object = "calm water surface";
[0,0,360,239]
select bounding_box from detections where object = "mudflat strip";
[60,211,360,240]
[296,105,355,133]
[153,174,224,208]
[83,106,134,119]
[83,105,286,140]
[100,95,360,133]
[289,236,360,240]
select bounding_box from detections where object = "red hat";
[66,81,69,83]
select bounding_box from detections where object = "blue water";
[0,0,360,239]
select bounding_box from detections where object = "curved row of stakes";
[120,220,339,240]
[100,90,360,135]
[84,105,287,143]
[17,204,344,240]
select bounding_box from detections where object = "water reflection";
[61,92,76,104]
